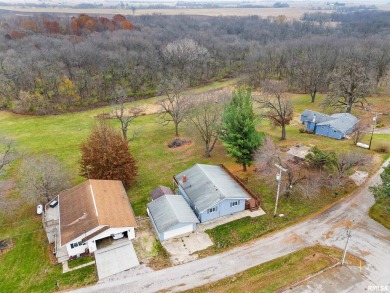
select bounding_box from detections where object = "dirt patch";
[47,243,57,264]
[0,238,13,255]
[168,138,192,148]
[283,233,306,244]
[323,230,334,240]
[349,170,369,186]
[332,220,353,229]
[132,219,156,265]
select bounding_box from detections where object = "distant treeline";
[0,11,390,114]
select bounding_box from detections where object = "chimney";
[182,175,187,183]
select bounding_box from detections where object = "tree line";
[1,11,390,114]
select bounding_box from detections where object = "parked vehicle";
[36,204,43,215]
[49,200,58,208]
[112,233,124,240]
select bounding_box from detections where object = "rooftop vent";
[182,175,187,183]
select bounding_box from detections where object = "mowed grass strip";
[187,245,361,293]
[369,199,390,230]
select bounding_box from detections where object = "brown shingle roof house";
[55,179,137,261]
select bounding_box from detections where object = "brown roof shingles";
[59,180,137,246]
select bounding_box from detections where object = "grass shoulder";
[369,198,390,230]
[187,245,361,293]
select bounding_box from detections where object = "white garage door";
[163,223,195,240]
[95,240,139,280]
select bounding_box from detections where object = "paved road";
[73,159,390,293]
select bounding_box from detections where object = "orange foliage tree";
[79,121,137,188]
[20,19,40,32]
[43,20,60,34]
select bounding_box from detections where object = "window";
[230,201,239,208]
[70,241,83,249]
[207,207,217,214]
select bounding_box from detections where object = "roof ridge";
[165,195,181,223]
[197,164,226,200]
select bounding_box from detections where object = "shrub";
[299,127,306,133]
[375,143,390,153]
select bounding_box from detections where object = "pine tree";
[219,89,262,171]
[80,121,137,188]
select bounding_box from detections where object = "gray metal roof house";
[147,195,199,241]
[301,110,359,139]
[174,164,252,223]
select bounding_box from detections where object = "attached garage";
[147,195,199,241]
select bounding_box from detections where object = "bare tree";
[256,81,293,140]
[324,61,372,113]
[188,91,229,157]
[351,121,368,145]
[254,136,278,174]
[111,87,143,141]
[161,38,210,84]
[0,139,17,173]
[334,151,368,183]
[158,78,189,137]
[255,139,309,198]
[20,154,72,203]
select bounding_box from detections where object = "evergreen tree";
[219,89,262,171]
[80,120,137,188]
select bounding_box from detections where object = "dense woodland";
[1,10,390,114]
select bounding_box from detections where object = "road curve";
[73,159,390,293]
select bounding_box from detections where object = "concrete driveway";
[95,240,139,280]
[73,159,390,293]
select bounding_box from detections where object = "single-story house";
[150,185,173,201]
[301,110,359,139]
[147,194,199,241]
[53,179,137,261]
[174,164,253,223]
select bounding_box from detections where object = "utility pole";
[341,227,352,265]
[274,163,288,217]
[368,113,377,150]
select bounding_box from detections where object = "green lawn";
[0,81,387,292]
[0,211,96,292]
[188,245,361,293]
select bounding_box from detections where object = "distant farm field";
[0,6,328,20]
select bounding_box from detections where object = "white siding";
[148,208,196,241]
[64,225,136,257]
[162,223,195,240]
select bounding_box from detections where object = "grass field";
[369,199,390,230]
[188,245,361,293]
[0,80,388,292]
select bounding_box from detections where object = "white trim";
[90,183,99,217]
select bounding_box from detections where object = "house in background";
[45,179,137,263]
[174,164,255,223]
[147,194,199,241]
[301,109,359,139]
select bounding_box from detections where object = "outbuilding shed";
[147,195,199,241]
